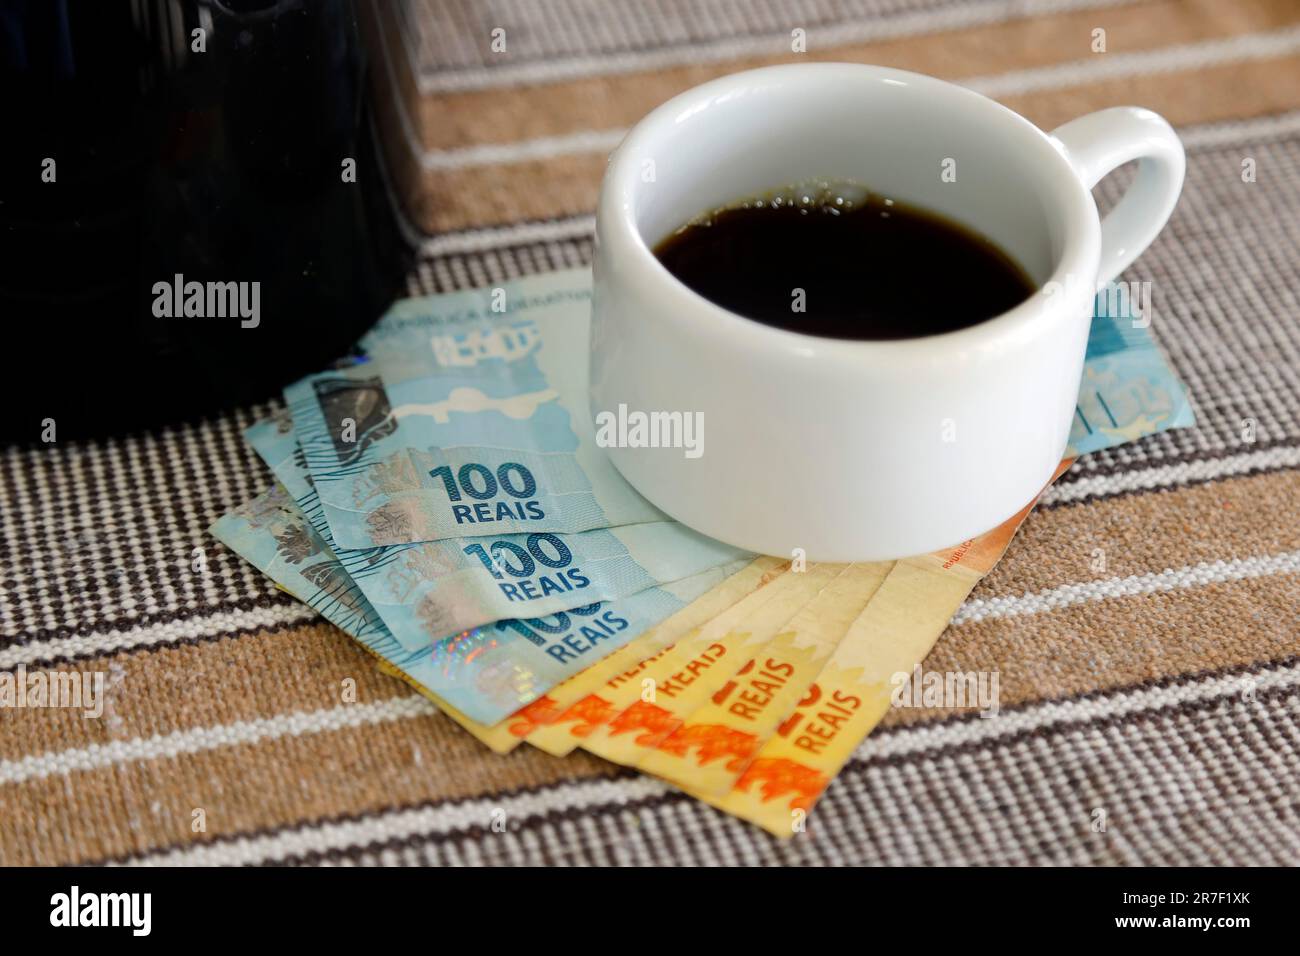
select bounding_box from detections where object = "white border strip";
[113,656,1300,865]
[953,548,1300,625]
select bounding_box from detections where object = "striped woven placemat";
[2,0,1297,865]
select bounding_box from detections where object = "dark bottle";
[0,0,412,442]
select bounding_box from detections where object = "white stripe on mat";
[112,656,1300,866]
[0,603,318,670]
[401,0,1143,94]
[1043,445,1300,506]
[6,458,1296,669]
[402,111,1300,255]
[418,215,596,258]
[860,658,1300,759]
[393,26,1300,170]
[1,695,436,787]
[8,546,1296,785]
[116,776,677,867]
[966,23,1300,97]
[421,130,626,172]
[1176,109,1300,149]
[953,548,1300,626]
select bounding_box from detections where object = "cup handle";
[1051,107,1185,288]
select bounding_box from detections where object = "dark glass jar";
[0,0,411,442]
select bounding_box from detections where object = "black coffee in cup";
[653,182,1035,340]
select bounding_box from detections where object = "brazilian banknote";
[245,412,748,651]
[286,271,666,551]
[1067,288,1194,455]
[211,483,750,724]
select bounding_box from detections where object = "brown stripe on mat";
[378,0,1293,151]
[0,665,624,868]
[396,0,1147,85]
[986,468,1300,595]
[386,53,1300,230]
[7,465,1290,733]
[0,622,404,761]
[998,55,1300,130]
[408,673,1295,863]
[880,573,1300,727]
[0,621,609,789]
[8,447,1296,672]
[0,716,613,866]
[4,471,1296,863]
[0,624,619,864]
[873,468,1300,723]
[88,659,1300,866]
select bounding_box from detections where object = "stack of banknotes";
[213,268,1192,836]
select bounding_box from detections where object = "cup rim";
[597,62,1101,361]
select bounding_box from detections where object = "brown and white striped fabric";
[2,0,1298,866]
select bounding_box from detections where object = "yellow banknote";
[705,461,1073,836]
[642,562,890,796]
[577,563,847,767]
[516,556,789,755]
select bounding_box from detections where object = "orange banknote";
[701,461,1073,835]
[574,563,848,767]
[638,562,889,795]
[515,556,789,755]
[375,556,787,754]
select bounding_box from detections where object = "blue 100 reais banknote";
[286,271,666,551]
[211,484,751,724]
[244,410,748,652]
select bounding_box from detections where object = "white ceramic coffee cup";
[590,63,1184,561]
